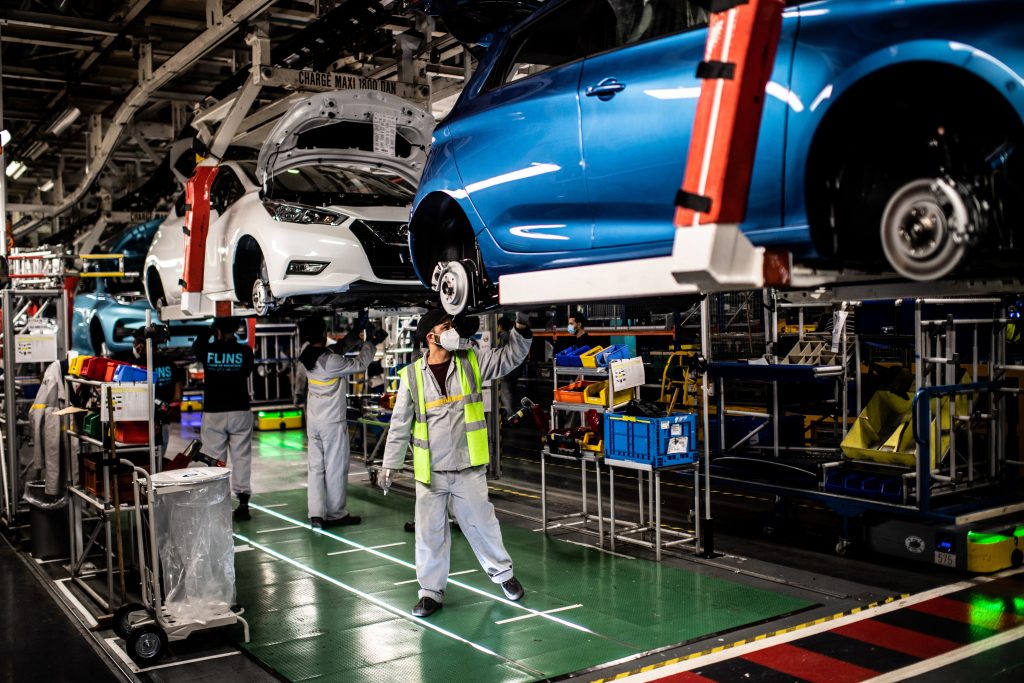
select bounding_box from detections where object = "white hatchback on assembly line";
[144,90,434,316]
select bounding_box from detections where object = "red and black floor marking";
[646,572,1024,682]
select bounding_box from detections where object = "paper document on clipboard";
[609,357,644,392]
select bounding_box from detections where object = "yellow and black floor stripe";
[590,593,909,682]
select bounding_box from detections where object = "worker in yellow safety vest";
[380,308,533,617]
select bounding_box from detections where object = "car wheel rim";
[880,178,968,281]
[135,633,161,658]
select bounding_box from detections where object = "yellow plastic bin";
[583,380,634,408]
[579,346,605,368]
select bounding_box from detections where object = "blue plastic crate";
[604,412,698,467]
[112,365,148,383]
[555,345,593,368]
[595,344,632,366]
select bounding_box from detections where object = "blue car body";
[72,220,225,355]
[410,0,1024,287]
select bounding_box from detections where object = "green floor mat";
[230,486,814,682]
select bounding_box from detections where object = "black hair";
[569,310,587,327]
[497,316,514,332]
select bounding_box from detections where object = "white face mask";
[434,328,467,352]
[567,324,576,335]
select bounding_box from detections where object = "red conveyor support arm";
[675,0,785,228]
[180,164,220,296]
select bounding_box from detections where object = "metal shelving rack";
[541,363,635,547]
[62,312,159,614]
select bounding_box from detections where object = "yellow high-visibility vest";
[400,349,489,484]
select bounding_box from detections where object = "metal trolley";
[113,465,249,668]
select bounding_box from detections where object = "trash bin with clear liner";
[151,466,235,622]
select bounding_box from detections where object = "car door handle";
[585,78,626,100]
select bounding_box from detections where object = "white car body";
[144,90,433,314]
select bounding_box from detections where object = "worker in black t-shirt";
[131,328,184,458]
[193,317,256,520]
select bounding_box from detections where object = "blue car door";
[448,0,599,253]
[579,1,796,251]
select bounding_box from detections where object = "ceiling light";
[0,130,10,149]
[39,179,54,192]
[47,106,81,136]
[25,141,49,160]
[5,160,26,178]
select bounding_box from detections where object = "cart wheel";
[126,623,167,668]
[112,602,146,640]
[835,539,852,557]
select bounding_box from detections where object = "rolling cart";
[113,465,249,668]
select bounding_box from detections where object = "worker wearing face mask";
[380,308,533,617]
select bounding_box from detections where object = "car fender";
[787,38,1024,227]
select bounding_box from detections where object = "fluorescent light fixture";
[39,179,55,192]
[25,141,49,160]
[5,160,26,178]
[47,106,81,136]
[0,130,10,148]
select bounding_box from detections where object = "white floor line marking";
[103,638,239,673]
[249,502,596,634]
[327,542,405,556]
[258,503,288,508]
[55,579,99,628]
[863,623,1024,682]
[560,538,636,559]
[234,544,254,553]
[496,604,583,625]
[34,556,69,564]
[393,569,477,586]
[233,533,543,678]
[256,525,303,534]
[617,568,1024,683]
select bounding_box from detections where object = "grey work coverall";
[381,328,531,603]
[304,341,376,521]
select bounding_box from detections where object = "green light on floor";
[967,530,1010,545]
[1015,597,1024,613]
[1015,526,1024,538]
[257,410,303,419]
[969,595,1006,618]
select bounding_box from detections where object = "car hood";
[256,90,433,188]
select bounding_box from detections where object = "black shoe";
[403,521,416,533]
[233,506,251,522]
[412,597,442,617]
[501,576,524,601]
[324,514,361,527]
[310,517,324,529]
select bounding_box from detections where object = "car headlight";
[287,260,329,275]
[262,200,346,226]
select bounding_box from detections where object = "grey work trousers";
[415,466,513,602]
[201,410,253,495]
[306,420,352,520]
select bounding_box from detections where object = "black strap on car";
[696,60,737,80]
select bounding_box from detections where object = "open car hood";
[256,90,433,188]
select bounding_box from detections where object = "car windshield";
[266,164,415,207]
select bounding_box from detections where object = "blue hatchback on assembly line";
[409,0,1024,312]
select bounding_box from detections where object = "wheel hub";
[880,177,970,281]
[251,279,275,316]
[135,633,161,658]
[434,261,471,315]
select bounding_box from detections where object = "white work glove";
[379,468,395,494]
